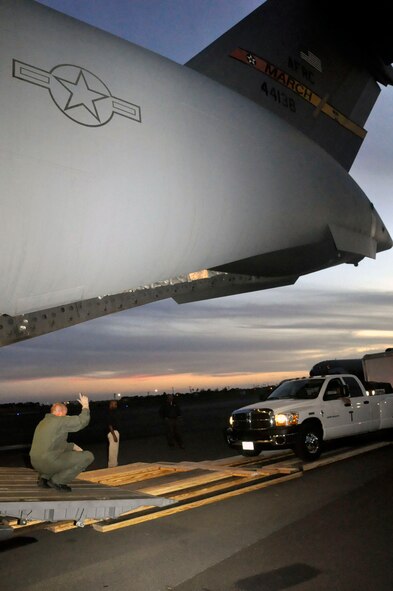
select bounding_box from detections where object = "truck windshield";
[268,379,325,400]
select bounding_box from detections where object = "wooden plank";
[78,463,162,480]
[155,461,260,477]
[44,477,236,533]
[209,451,294,467]
[80,471,175,488]
[169,476,252,502]
[92,472,303,532]
[136,471,236,496]
[45,475,256,533]
[79,466,179,487]
[45,518,99,533]
[7,518,43,529]
[156,459,299,477]
[82,462,151,478]
[30,475,265,532]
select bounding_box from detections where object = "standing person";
[159,392,184,449]
[29,393,94,492]
[107,399,120,468]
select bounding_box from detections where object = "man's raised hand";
[78,393,89,409]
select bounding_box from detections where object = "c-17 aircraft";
[0,0,392,349]
[0,0,393,536]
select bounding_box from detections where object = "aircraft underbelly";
[0,130,372,315]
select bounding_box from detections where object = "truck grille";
[232,408,273,430]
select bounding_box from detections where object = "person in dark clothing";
[107,399,120,467]
[159,392,184,448]
[29,393,94,492]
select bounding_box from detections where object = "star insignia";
[13,59,142,127]
[55,69,109,122]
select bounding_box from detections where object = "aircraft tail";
[187,0,393,171]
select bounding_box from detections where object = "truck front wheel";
[295,424,323,461]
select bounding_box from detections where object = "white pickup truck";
[226,374,393,461]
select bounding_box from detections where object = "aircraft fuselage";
[0,0,391,316]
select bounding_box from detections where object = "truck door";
[342,376,376,432]
[321,378,357,439]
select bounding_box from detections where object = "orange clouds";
[0,370,307,402]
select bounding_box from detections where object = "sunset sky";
[1,0,392,403]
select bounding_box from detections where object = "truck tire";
[295,423,323,461]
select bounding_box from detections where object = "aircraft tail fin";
[187,0,393,171]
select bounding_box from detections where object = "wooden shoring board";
[188,460,298,477]
[217,455,303,476]
[88,467,304,534]
[0,472,36,478]
[252,457,301,474]
[0,481,158,501]
[208,451,295,468]
[45,470,240,533]
[92,472,303,533]
[7,518,43,529]
[155,457,299,476]
[46,469,270,534]
[0,468,37,486]
[49,443,391,534]
[0,466,158,496]
[163,475,257,503]
[77,464,180,487]
[84,462,152,477]
[45,517,101,533]
[195,456,299,475]
[47,477,241,533]
[151,461,264,477]
[136,471,244,497]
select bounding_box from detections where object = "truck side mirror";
[341,384,349,397]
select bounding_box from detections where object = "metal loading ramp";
[0,466,174,524]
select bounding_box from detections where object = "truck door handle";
[363,400,369,404]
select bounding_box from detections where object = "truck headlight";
[274,412,299,426]
[229,416,234,426]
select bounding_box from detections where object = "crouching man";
[30,393,94,492]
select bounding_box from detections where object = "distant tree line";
[0,384,277,413]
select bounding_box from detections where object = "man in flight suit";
[30,393,94,492]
